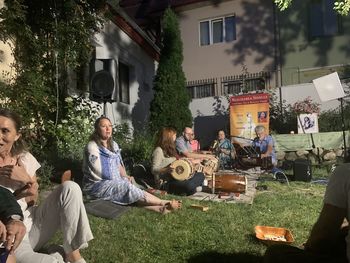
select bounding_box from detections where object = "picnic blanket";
[188,170,259,204]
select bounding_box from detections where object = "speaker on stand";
[90,70,115,115]
[313,72,348,161]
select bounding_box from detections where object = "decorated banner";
[297,113,319,134]
[230,93,270,140]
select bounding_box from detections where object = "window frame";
[309,0,341,39]
[199,14,236,46]
[118,61,130,104]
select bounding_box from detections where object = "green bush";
[113,124,155,170]
[45,96,102,162]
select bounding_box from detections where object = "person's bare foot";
[165,199,182,211]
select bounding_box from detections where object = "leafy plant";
[269,92,297,134]
[46,96,102,161]
[292,97,320,115]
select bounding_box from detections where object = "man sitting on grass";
[263,163,350,263]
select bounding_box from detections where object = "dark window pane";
[323,0,338,35]
[310,0,338,37]
[118,62,130,104]
[212,19,223,43]
[225,16,236,42]
[200,21,210,46]
[310,2,323,37]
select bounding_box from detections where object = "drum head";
[171,159,193,181]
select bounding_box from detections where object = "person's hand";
[5,219,26,253]
[0,220,6,244]
[14,181,39,200]
[0,161,31,186]
[164,165,174,174]
[261,153,268,158]
[205,155,217,161]
[188,158,201,165]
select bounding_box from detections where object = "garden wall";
[273,131,350,165]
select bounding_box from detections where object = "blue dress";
[82,141,144,205]
[216,138,234,169]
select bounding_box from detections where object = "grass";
[58,167,328,263]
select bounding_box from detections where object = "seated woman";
[151,127,204,196]
[0,108,93,263]
[212,130,235,169]
[82,117,181,214]
[189,133,200,152]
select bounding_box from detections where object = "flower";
[292,97,320,114]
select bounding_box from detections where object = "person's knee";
[60,181,83,200]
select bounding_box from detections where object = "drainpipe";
[272,1,283,114]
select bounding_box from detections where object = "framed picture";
[297,113,319,134]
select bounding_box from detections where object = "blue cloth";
[215,138,234,169]
[82,141,144,205]
[252,135,277,165]
[176,136,192,155]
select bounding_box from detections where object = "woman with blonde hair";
[151,127,204,196]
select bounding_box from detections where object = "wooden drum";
[210,171,247,194]
[170,159,194,181]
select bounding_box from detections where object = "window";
[118,61,130,104]
[187,83,215,99]
[310,0,339,37]
[199,15,236,46]
[221,77,267,95]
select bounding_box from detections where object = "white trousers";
[15,181,94,263]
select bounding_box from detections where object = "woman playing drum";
[151,127,205,196]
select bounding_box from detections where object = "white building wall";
[93,21,157,132]
[0,0,15,83]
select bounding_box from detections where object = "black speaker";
[90,70,115,102]
[293,159,312,182]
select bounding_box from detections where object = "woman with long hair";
[82,117,181,214]
[151,127,204,196]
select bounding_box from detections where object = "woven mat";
[85,199,130,219]
[187,170,259,204]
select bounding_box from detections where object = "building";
[89,5,160,132]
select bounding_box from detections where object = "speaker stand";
[339,97,348,161]
[103,101,107,116]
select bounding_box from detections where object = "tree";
[149,8,192,133]
[274,0,350,15]
[0,0,107,155]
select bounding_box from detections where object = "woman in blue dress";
[82,116,181,214]
[212,130,235,169]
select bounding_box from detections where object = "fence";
[187,71,272,99]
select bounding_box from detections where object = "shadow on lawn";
[187,251,263,263]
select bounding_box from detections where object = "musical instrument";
[199,158,219,179]
[233,142,273,170]
[238,156,273,170]
[170,159,194,181]
[208,171,247,194]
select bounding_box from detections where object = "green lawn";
[74,169,328,263]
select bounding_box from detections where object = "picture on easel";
[297,113,319,134]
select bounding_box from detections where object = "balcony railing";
[187,71,272,99]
